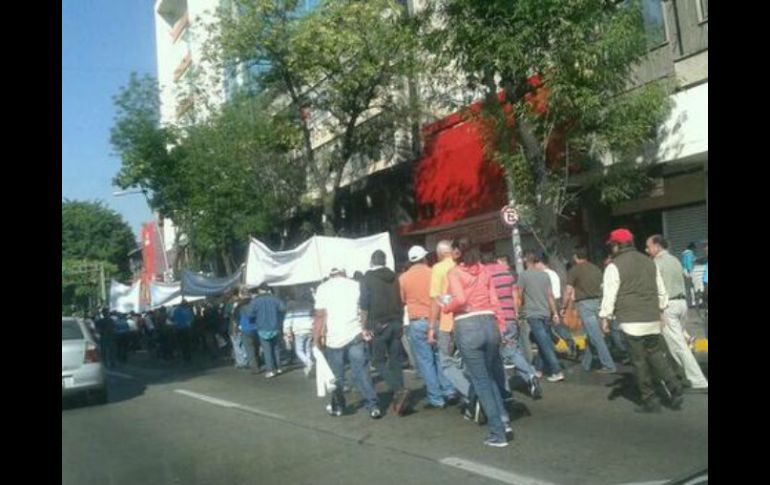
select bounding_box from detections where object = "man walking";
[360,250,409,415]
[645,235,708,393]
[517,252,565,382]
[95,308,117,369]
[401,245,459,408]
[599,229,684,413]
[171,300,195,363]
[314,268,382,419]
[561,247,617,374]
[484,253,542,399]
[681,242,697,308]
[537,255,578,359]
[429,240,473,406]
[250,284,286,379]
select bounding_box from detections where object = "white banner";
[109,280,143,314]
[245,232,395,288]
[148,281,205,309]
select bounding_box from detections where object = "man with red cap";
[599,228,684,413]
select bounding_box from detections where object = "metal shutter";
[663,204,708,256]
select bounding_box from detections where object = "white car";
[62,317,108,405]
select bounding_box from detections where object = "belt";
[670,295,686,300]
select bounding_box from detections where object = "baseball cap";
[606,228,634,245]
[408,245,429,263]
[329,267,344,276]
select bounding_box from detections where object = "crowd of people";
[92,227,708,449]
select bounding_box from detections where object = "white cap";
[408,245,429,263]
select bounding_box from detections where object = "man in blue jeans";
[314,268,382,419]
[517,252,565,382]
[249,284,287,379]
[400,245,458,408]
[561,247,617,373]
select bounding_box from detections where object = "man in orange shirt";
[428,240,472,404]
[401,245,459,408]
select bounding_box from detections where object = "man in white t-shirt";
[536,255,577,358]
[313,268,382,419]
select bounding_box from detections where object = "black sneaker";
[529,376,543,400]
[424,402,447,410]
[483,437,509,448]
[369,408,382,419]
[669,393,684,411]
[444,394,460,406]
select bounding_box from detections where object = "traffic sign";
[500,205,519,227]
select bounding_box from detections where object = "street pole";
[99,263,107,306]
[510,217,525,276]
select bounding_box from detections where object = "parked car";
[62,317,108,405]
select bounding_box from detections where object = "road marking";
[105,370,136,380]
[613,481,668,485]
[174,389,286,419]
[439,457,559,485]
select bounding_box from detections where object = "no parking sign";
[500,205,519,227]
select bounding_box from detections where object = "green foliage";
[435,0,674,255]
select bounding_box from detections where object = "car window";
[62,319,84,341]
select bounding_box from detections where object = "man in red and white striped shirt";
[483,253,543,400]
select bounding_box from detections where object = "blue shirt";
[681,249,695,274]
[703,262,708,285]
[247,294,286,334]
[171,305,195,329]
[239,305,256,333]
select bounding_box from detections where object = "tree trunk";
[220,247,234,276]
[321,194,335,236]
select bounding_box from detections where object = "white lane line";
[105,371,136,380]
[439,457,559,485]
[613,481,669,485]
[174,389,286,420]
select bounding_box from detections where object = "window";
[698,0,708,21]
[641,0,667,47]
[62,319,84,341]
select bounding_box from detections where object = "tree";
[177,93,303,272]
[62,200,135,314]
[110,74,302,275]
[431,0,673,276]
[207,0,422,235]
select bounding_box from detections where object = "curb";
[556,335,708,354]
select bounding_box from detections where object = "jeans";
[294,334,315,369]
[438,330,471,398]
[100,336,117,369]
[230,332,248,367]
[517,319,534,364]
[527,317,563,375]
[608,319,627,354]
[454,315,508,441]
[241,331,261,370]
[371,320,405,392]
[577,299,617,372]
[408,319,456,405]
[325,337,379,411]
[260,336,282,372]
[501,321,537,382]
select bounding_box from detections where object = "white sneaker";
[546,372,565,383]
[265,371,276,379]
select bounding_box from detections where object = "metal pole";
[99,263,107,305]
[511,222,525,276]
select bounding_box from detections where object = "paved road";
[62,352,708,485]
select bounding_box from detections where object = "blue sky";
[62,0,157,238]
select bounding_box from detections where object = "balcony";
[176,95,194,119]
[170,12,189,43]
[173,52,192,82]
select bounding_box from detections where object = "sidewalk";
[562,308,708,354]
